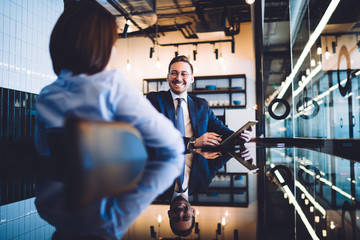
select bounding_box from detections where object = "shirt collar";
[170,90,188,103]
[171,190,189,201]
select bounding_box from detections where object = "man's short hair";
[169,216,195,237]
[50,1,117,75]
[168,55,194,74]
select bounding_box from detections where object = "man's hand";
[235,126,253,144]
[194,148,221,159]
[194,132,222,147]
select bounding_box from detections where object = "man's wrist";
[189,137,197,149]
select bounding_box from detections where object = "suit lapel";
[164,90,176,125]
[187,95,198,137]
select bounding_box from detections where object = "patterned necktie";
[176,98,185,192]
[176,98,185,136]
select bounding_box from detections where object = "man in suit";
[147,55,252,149]
[147,55,253,236]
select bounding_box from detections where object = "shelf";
[189,89,246,94]
[211,105,246,109]
[143,74,247,118]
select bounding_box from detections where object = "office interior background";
[0,0,359,239]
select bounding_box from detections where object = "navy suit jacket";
[187,153,231,195]
[154,152,231,202]
[147,90,234,143]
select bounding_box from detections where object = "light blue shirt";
[34,69,185,239]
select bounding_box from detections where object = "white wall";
[111,22,256,109]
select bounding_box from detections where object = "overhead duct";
[96,0,157,34]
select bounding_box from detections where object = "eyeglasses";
[170,71,190,79]
[170,215,191,222]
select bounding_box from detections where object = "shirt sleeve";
[91,72,185,237]
[206,103,234,138]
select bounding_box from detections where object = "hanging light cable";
[126,37,131,71]
[219,42,224,64]
[155,23,161,69]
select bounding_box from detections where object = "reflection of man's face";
[168,195,195,232]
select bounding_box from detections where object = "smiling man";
[147,55,252,149]
[167,194,196,236]
[147,55,252,236]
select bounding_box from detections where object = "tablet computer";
[227,150,258,173]
[201,120,257,151]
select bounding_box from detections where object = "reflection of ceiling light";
[317,46,322,55]
[310,206,314,212]
[315,216,320,223]
[270,164,319,240]
[306,68,310,75]
[305,199,309,205]
[311,59,316,67]
[330,221,336,229]
[301,193,305,199]
[322,230,327,237]
[245,0,255,4]
[275,0,340,100]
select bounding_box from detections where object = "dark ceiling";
[99,0,252,40]
[94,0,291,100]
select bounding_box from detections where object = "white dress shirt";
[169,90,193,138]
[169,90,194,198]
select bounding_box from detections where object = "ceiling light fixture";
[245,0,255,4]
[219,43,224,64]
[175,45,179,57]
[149,47,154,58]
[221,217,226,226]
[156,56,161,69]
[193,44,197,61]
[126,59,131,71]
[122,19,130,38]
[325,46,330,60]
[126,38,131,71]
[214,48,219,60]
[332,36,337,53]
[316,45,322,55]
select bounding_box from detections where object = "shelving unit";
[143,74,247,121]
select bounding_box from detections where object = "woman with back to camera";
[34,1,184,239]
